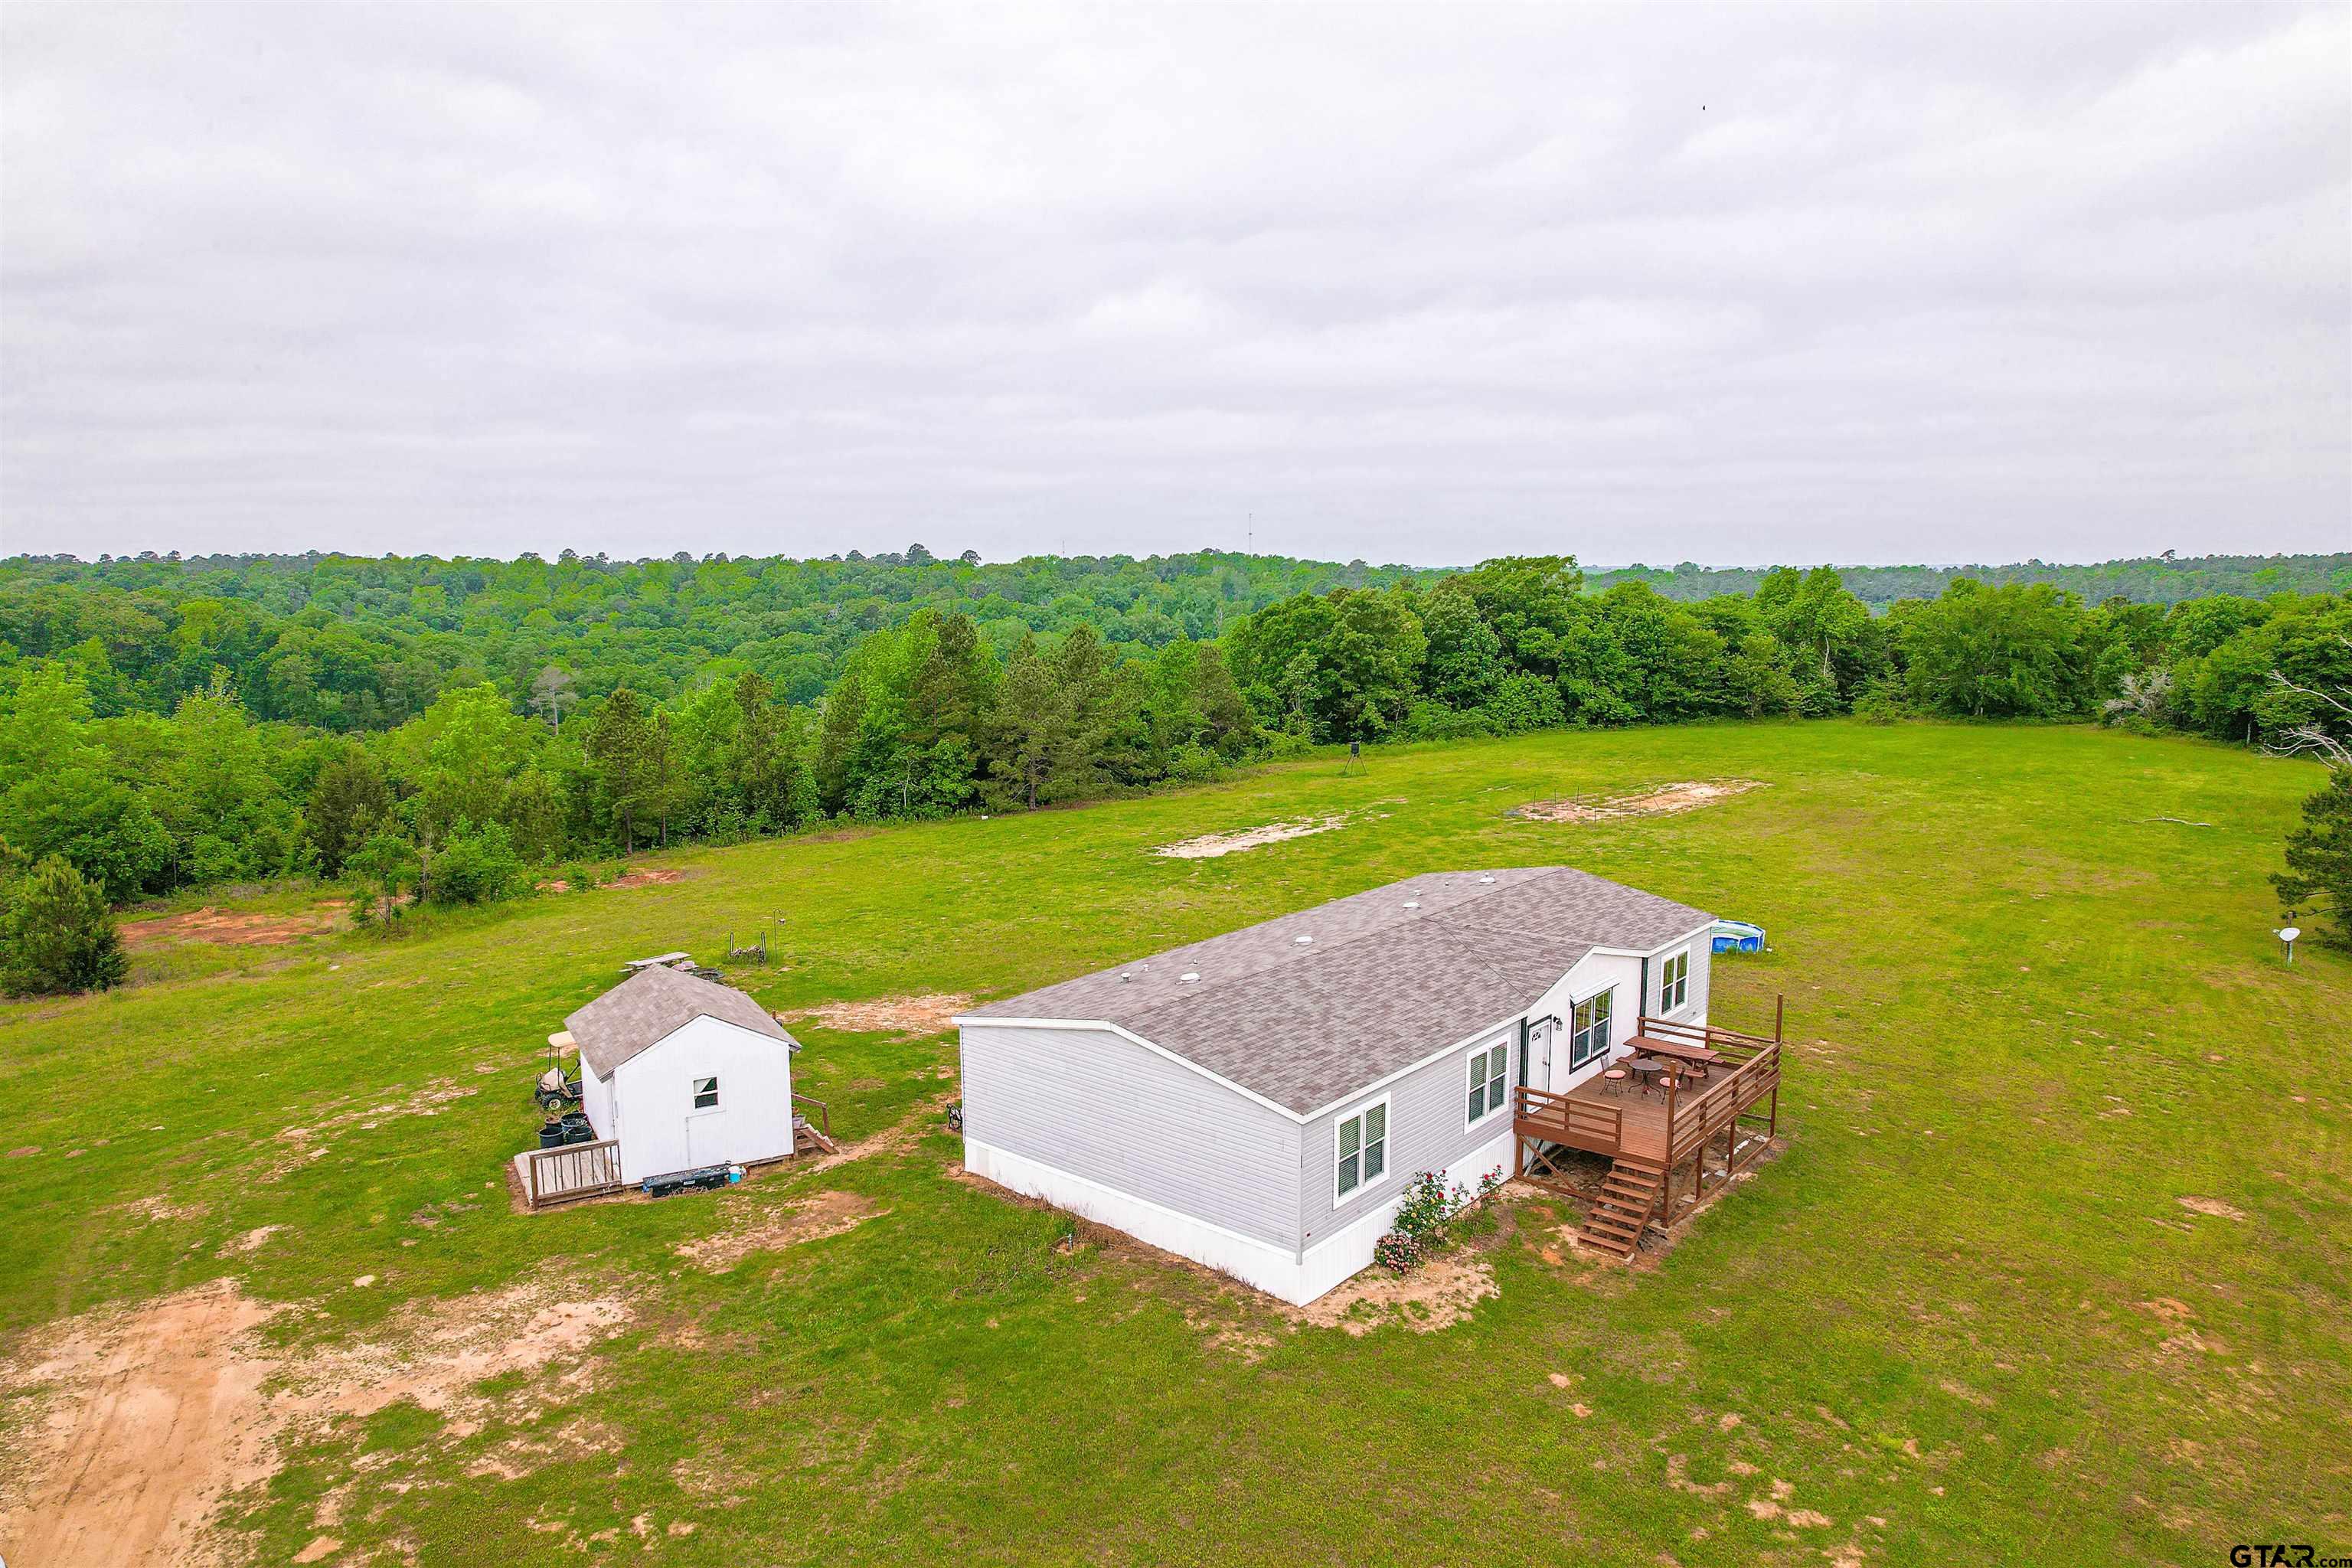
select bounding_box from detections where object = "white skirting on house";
[963,1125,1518,1308]
[963,1138,1315,1302]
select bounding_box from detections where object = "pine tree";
[988,636,1067,810]
[2273,766,2352,948]
[306,749,392,877]
[585,688,654,851]
[814,671,866,816]
[1,855,128,995]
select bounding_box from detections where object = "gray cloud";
[2,3,2345,566]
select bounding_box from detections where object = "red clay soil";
[606,867,688,890]
[118,904,348,950]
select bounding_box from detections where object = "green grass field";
[2,720,2345,1566]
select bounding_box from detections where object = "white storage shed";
[567,965,800,1184]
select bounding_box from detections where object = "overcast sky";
[2,4,2346,569]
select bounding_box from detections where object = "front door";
[1523,1015,1556,1093]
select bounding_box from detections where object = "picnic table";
[1626,1034,1724,1068]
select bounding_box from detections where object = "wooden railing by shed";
[792,1093,838,1155]
[525,1138,622,1208]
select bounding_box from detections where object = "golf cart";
[534,1030,583,1113]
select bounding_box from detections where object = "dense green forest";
[2,547,2347,987]
[0,549,1409,727]
[2,548,2342,730]
[1589,551,2352,606]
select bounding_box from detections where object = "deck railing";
[1514,1003,1785,1172]
[525,1137,623,1207]
[792,1092,831,1142]
[1645,1010,1783,1168]
[1514,1084,1624,1155]
[1662,1041,1780,1167]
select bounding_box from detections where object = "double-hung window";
[1335,1100,1388,1200]
[1659,950,1689,1013]
[1466,1041,1508,1125]
[692,1076,720,1110]
[1569,989,1615,1071]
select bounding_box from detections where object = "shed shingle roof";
[566,965,795,1077]
[963,868,1710,1116]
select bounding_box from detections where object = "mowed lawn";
[1,720,2345,1566]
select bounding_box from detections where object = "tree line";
[1589,551,2351,607]
[3,546,2343,738]
[0,547,1408,733]
[2,550,2347,992]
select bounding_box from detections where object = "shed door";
[687,1110,728,1168]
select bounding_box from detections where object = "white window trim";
[1659,949,1690,1014]
[1465,1037,1511,1130]
[688,1074,722,1116]
[1569,986,1616,1073]
[1331,1093,1393,1210]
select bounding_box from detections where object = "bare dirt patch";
[217,1225,284,1257]
[607,867,689,890]
[1292,1251,1500,1337]
[1514,778,1763,824]
[2177,1196,2247,1221]
[1156,815,1351,858]
[0,1279,277,1568]
[119,904,345,950]
[805,992,972,1039]
[799,1093,956,1174]
[308,1276,632,1430]
[466,1415,626,1483]
[268,1078,481,1178]
[675,1190,888,1273]
[0,1269,635,1568]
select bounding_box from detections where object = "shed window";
[1336,1100,1388,1200]
[1570,989,1614,1070]
[1467,1043,1508,1124]
[693,1076,719,1109]
[1659,951,1689,1012]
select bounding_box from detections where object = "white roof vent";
[1403,900,1420,910]
[1180,972,1201,982]
[1478,874,1496,884]
[1295,934,1314,945]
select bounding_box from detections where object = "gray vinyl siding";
[959,1024,1303,1250]
[1687,937,1713,1020]
[1297,1020,1521,1248]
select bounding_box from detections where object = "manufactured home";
[956,867,1784,1302]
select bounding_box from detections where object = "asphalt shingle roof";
[566,965,795,1077]
[964,868,1711,1115]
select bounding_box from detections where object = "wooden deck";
[1511,1010,1785,1255]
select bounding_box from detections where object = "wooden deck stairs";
[1578,1157,1663,1258]
[792,1093,838,1156]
